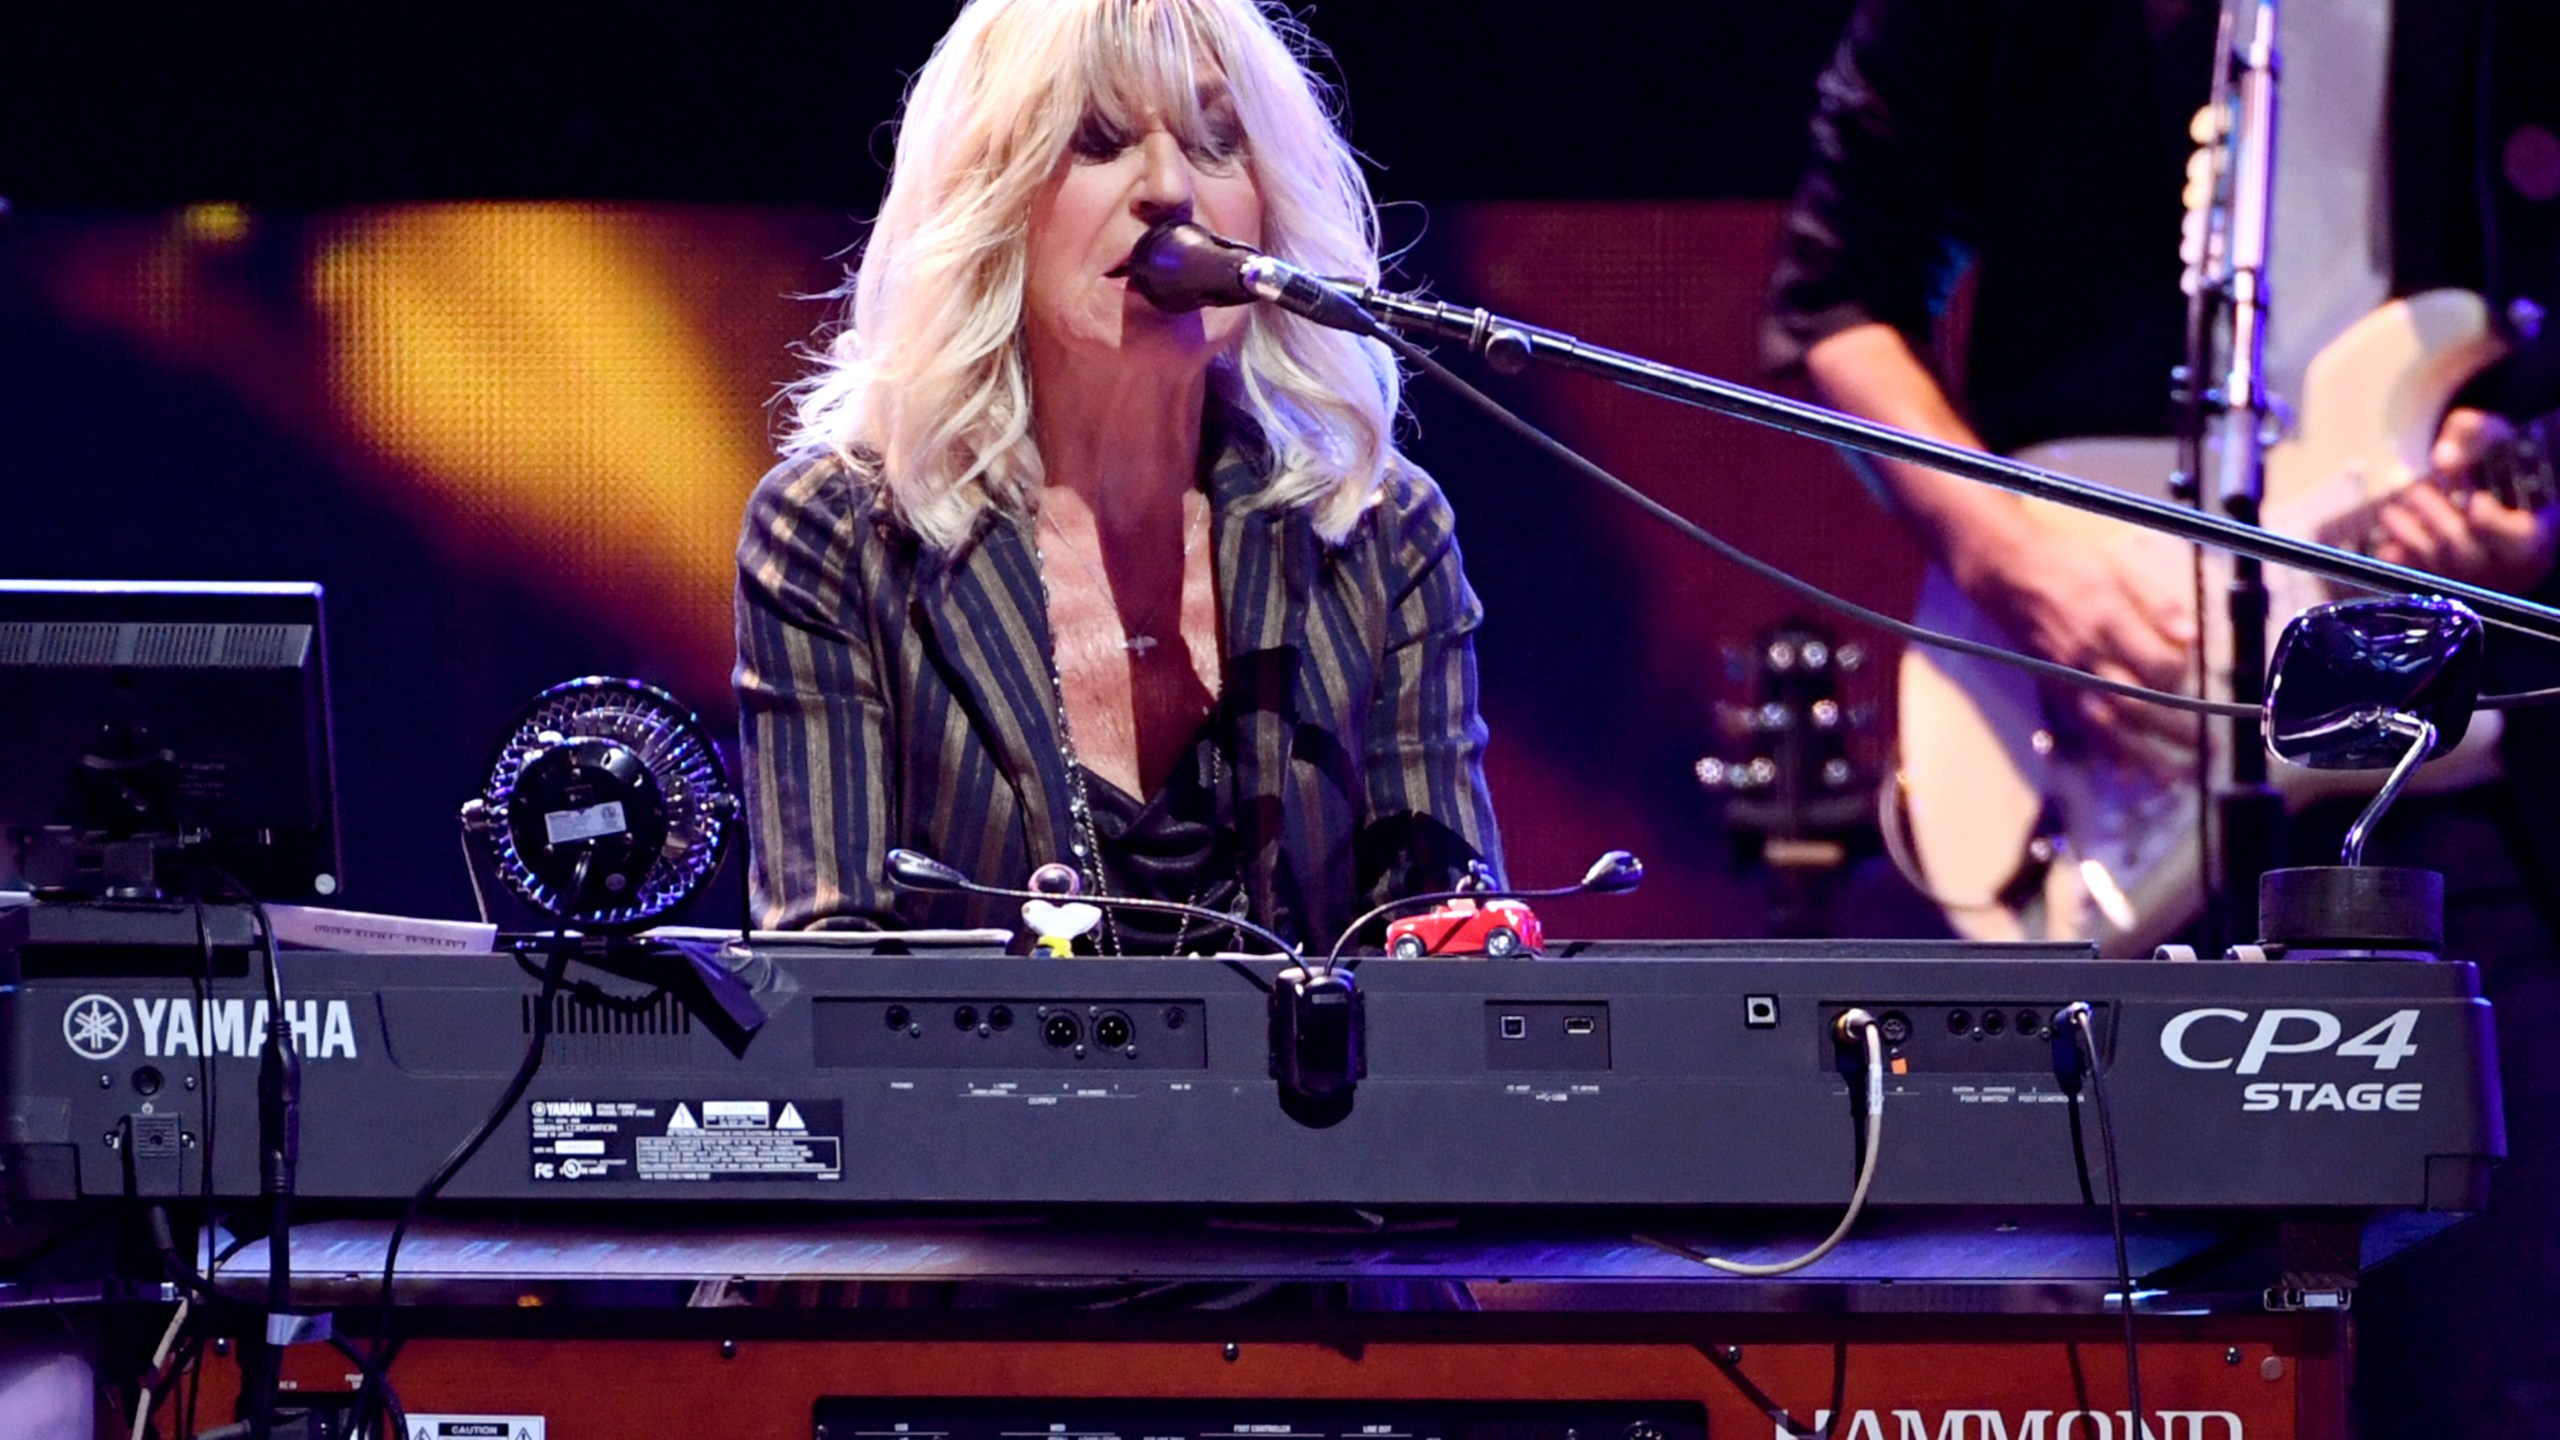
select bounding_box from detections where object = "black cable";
[1357,323,2261,721]
[2169,19,2232,937]
[143,1207,252,1440]
[161,1331,208,1440]
[1698,1338,1847,1439]
[349,941,570,1439]
[242,895,293,1440]
[2063,1002,2144,1435]
[2476,684,2560,709]
[1821,1338,1847,1440]
[191,905,220,1280]
[1358,304,2560,744]
[331,1336,405,1440]
[185,872,295,1440]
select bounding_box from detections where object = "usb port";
[1563,1015,1596,1036]
[1499,1014,1528,1040]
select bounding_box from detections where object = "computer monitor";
[0,580,341,902]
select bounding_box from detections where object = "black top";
[1077,717,1245,955]
[1761,0,2560,454]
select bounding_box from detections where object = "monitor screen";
[0,580,341,903]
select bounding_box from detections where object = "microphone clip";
[1268,962,1364,1128]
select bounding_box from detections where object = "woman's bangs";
[1072,0,1234,148]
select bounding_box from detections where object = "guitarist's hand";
[1950,519,2199,750]
[1805,324,2198,751]
[2369,408,2560,593]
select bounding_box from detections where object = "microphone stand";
[1336,292,2560,649]
[2199,0,2285,954]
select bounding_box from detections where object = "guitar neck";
[2312,405,2560,552]
[2479,408,2560,513]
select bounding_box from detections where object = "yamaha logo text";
[2159,1006,2420,1113]
[59,995,360,1063]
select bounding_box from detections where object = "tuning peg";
[1694,757,1778,793]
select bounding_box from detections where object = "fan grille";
[481,677,735,931]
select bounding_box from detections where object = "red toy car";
[1384,895,1543,957]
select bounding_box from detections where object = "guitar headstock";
[1697,620,1877,848]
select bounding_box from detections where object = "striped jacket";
[733,425,1504,948]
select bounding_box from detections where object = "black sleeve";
[1761,0,1989,376]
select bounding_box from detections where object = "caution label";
[407,1417,545,1440]
[529,1098,843,1182]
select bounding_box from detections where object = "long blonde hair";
[785,0,1401,551]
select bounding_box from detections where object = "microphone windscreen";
[1582,850,1645,894]
[1120,221,1257,312]
[884,848,969,891]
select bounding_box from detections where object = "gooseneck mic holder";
[1321,849,1645,973]
[883,848,1294,955]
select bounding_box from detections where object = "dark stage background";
[0,2,1946,940]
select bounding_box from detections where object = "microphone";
[884,847,1293,955]
[1114,221,1381,336]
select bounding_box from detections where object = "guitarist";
[1764,0,2560,1434]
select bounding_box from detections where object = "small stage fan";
[462,677,739,933]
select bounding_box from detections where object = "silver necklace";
[1031,525,1223,956]
[1037,499,1198,656]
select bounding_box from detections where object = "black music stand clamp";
[2251,595,2485,954]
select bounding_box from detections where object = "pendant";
[1124,634,1159,656]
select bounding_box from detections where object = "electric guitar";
[1698,621,1877,938]
[1895,290,2559,951]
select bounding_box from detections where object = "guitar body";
[1897,290,2511,950]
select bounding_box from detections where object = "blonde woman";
[735,0,1503,950]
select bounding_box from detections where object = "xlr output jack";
[1041,1010,1083,1049]
[1093,1010,1134,1049]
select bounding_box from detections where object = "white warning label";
[529,1098,844,1182]
[408,1417,545,1440]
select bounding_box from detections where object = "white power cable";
[1638,1009,1887,1276]
[131,1298,190,1440]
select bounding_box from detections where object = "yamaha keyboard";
[0,933,2500,1218]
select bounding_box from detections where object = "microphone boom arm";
[1341,286,2560,648]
